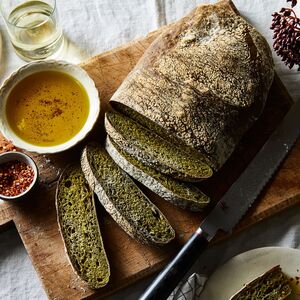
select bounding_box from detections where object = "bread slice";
[110,0,274,170]
[56,164,110,289]
[80,142,175,245]
[230,265,291,299]
[105,136,210,211]
[105,111,212,182]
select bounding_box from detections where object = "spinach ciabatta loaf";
[230,266,291,299]
[56,164,110,289]
[105,111,212,182]
[105,136,210,211]
[110,0,274,170]
[81,142,175,245]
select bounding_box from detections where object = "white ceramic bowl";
[0,60,100,153]
[0,151,38,201]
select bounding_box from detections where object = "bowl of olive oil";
[0,60,100,153]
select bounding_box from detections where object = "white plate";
[200,247,300,300]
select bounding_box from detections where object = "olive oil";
[6,70,89,146]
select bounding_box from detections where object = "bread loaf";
[105,136,210,211]
[56,164,110,289]
[110,0,274,170]
[105,111,212,182]
[81,142,175,245]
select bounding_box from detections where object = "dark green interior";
[109,137,210,211]
[106,110,213,181]
[56,164,110,289]
[86,143,174,244]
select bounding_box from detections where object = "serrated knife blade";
[139,99,300,300]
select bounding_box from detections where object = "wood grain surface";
[0,1,299,299]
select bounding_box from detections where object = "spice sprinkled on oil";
[6,70,89,147]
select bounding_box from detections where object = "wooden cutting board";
[0,1,299,299]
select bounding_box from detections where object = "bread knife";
[139,99,300,300]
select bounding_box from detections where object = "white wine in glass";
[1,0,63,61]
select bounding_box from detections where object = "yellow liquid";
[6,71,89,147]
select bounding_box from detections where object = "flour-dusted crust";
[110,0,274,170]
[80,142,175,245]
[55,164,110,289]
[105,136,210,211]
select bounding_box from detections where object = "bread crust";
[110,0,274,169]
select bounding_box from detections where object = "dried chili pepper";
[0,160,34,197]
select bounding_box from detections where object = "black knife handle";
[139,228,210,300]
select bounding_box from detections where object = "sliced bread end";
[56,164,110,289]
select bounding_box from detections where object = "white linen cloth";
[0,0,299,299]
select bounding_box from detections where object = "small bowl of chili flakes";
[0,151,38,200]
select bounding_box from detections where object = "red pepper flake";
[0,139,17,154]
[0,160,34,197]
